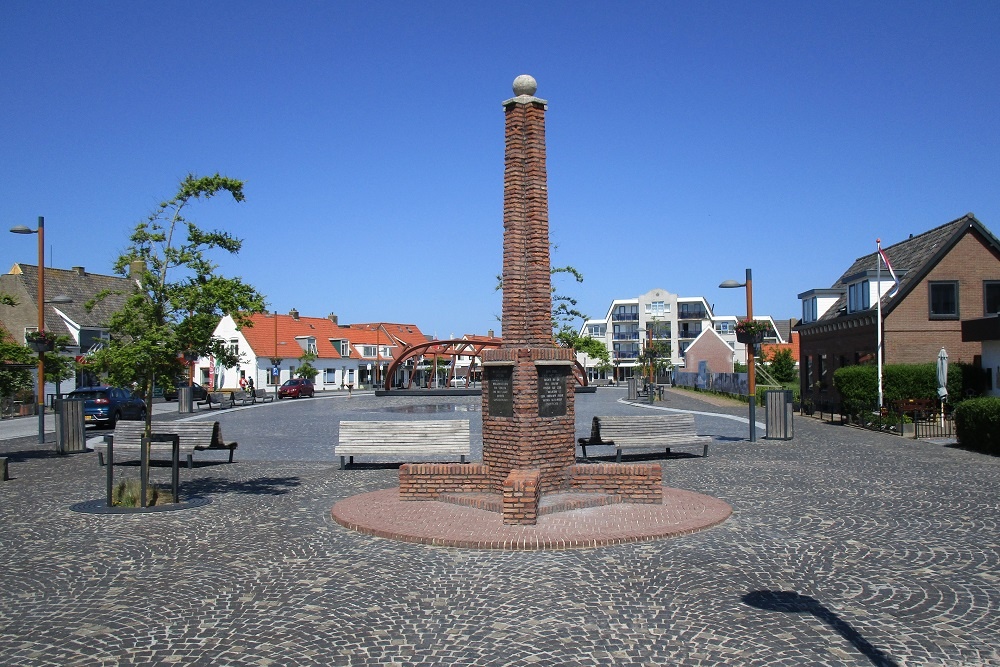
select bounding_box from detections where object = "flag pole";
[876,238,884,412]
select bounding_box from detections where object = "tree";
[767,347,797,383]
[295,350,319,380]
[0,336,34,402]
[89,173,267,436]
[637,339,672,383]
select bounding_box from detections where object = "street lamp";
[10,217,73,444]
[720,268,757,443]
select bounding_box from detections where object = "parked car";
[278,378,315,399]
[67,385,146,428]
[162,380,209,402]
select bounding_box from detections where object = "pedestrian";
[239,376,247,391]
[246,377,255,393]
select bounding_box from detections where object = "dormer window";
[802,297,818,323]
[848,280,870,313]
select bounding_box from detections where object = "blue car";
[67,385,147,428]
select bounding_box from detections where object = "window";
[324,368,337,383]
[588,324,605,337]
[340,340,350,357]
[650,301,665,317]
[847,281,870,313]
[802,297,818,323]
[929,281,959,319]
[985,281,1000,315]
[715,322,731,333]
[228,338,239,355]
[361,345,376,358]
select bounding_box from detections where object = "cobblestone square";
[0,387,997,665]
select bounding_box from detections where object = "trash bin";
[627,377,638,401]
[178,386,194,414]
[55,398,87,453]
[765,390,794,440]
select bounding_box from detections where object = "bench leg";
[461,455,466,463]
[665,447,672,456]
[97,451,105,467]
[616,448,622,463]
[340,455,346,470]
[186,454,194,469]
[580,443,588,459]
[703,444,709,458]
[228,448,235,463]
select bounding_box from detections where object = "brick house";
[796,213,1000,409]
[683,327,735,374]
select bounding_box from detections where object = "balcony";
[612,332,640,341]
[611,313,639,322]
[678,328,702,339]
[678,308,707,320]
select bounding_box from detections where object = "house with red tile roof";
[205,310,432,391]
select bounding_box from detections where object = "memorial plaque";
[486,366,513,417]
[537,365,568,417]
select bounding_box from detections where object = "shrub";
[953,397,1000,456]
[112,479,161,507]
[833,362,967,414]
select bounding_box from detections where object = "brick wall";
[502,468,540,524]
[566,463,663,503]
[885,230,1000,364]
[398,463,492,500]
[684,332,734,373]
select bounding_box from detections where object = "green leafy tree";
[88,173,267,437]
[0,337,34,401]
[295,350,319,380]
[767,347,797,383]
[637,339,672,383]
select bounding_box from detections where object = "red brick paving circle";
[331,487,732,550]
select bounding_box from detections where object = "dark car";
[163,380,209,402]
[278,378,314,399]
[68,385,146,428]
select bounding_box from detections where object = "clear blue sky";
[3,2,999,337]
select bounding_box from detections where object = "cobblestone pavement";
[1,388,998,666]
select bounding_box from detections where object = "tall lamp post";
[10,217,71,444]
[720,268,757,443]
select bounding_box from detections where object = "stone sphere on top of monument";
[512,74,538,97]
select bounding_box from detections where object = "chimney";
[488,329,494,338]
[289,308,299,320]
[328,312,338,324]
[72,266,86,277]
[129,261,146,278]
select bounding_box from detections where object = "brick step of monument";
[436,491,623,516]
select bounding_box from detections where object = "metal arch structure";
[383,339,588,390]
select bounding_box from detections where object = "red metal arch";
[383,339,588,390]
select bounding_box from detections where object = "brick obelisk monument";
[480,75,577,495]
[397,76,662,525]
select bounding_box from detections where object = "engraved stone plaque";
[537,365,568,418]
[486,366,513,418]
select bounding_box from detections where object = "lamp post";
[720,268,757,443]
[9,217,66,444]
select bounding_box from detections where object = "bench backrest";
[254,389,269,398]
[207,392,227,403]
[596,413,697,439]
[232,390,248,400]
[339,419,471,446]
[108,420,221,448]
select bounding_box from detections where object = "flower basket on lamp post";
[25,332,55,353]
[734,319,768,345]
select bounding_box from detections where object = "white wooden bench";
[578,413,711,461]
[253,388,273,403]
[336,419,471,469]
[94,420,238,468]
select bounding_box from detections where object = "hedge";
[953,397,1000,456]
[832,363,970,415]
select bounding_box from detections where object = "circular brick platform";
[331,486,732,550]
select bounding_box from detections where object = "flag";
[877,245,901,296]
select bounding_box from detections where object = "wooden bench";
[230,390,253,406]
[335,419,471,469]
[890,398,937,420]
[578,413,712,461]
[253,388,273,404]
[94,420,238,468]
[198,392,230,409]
